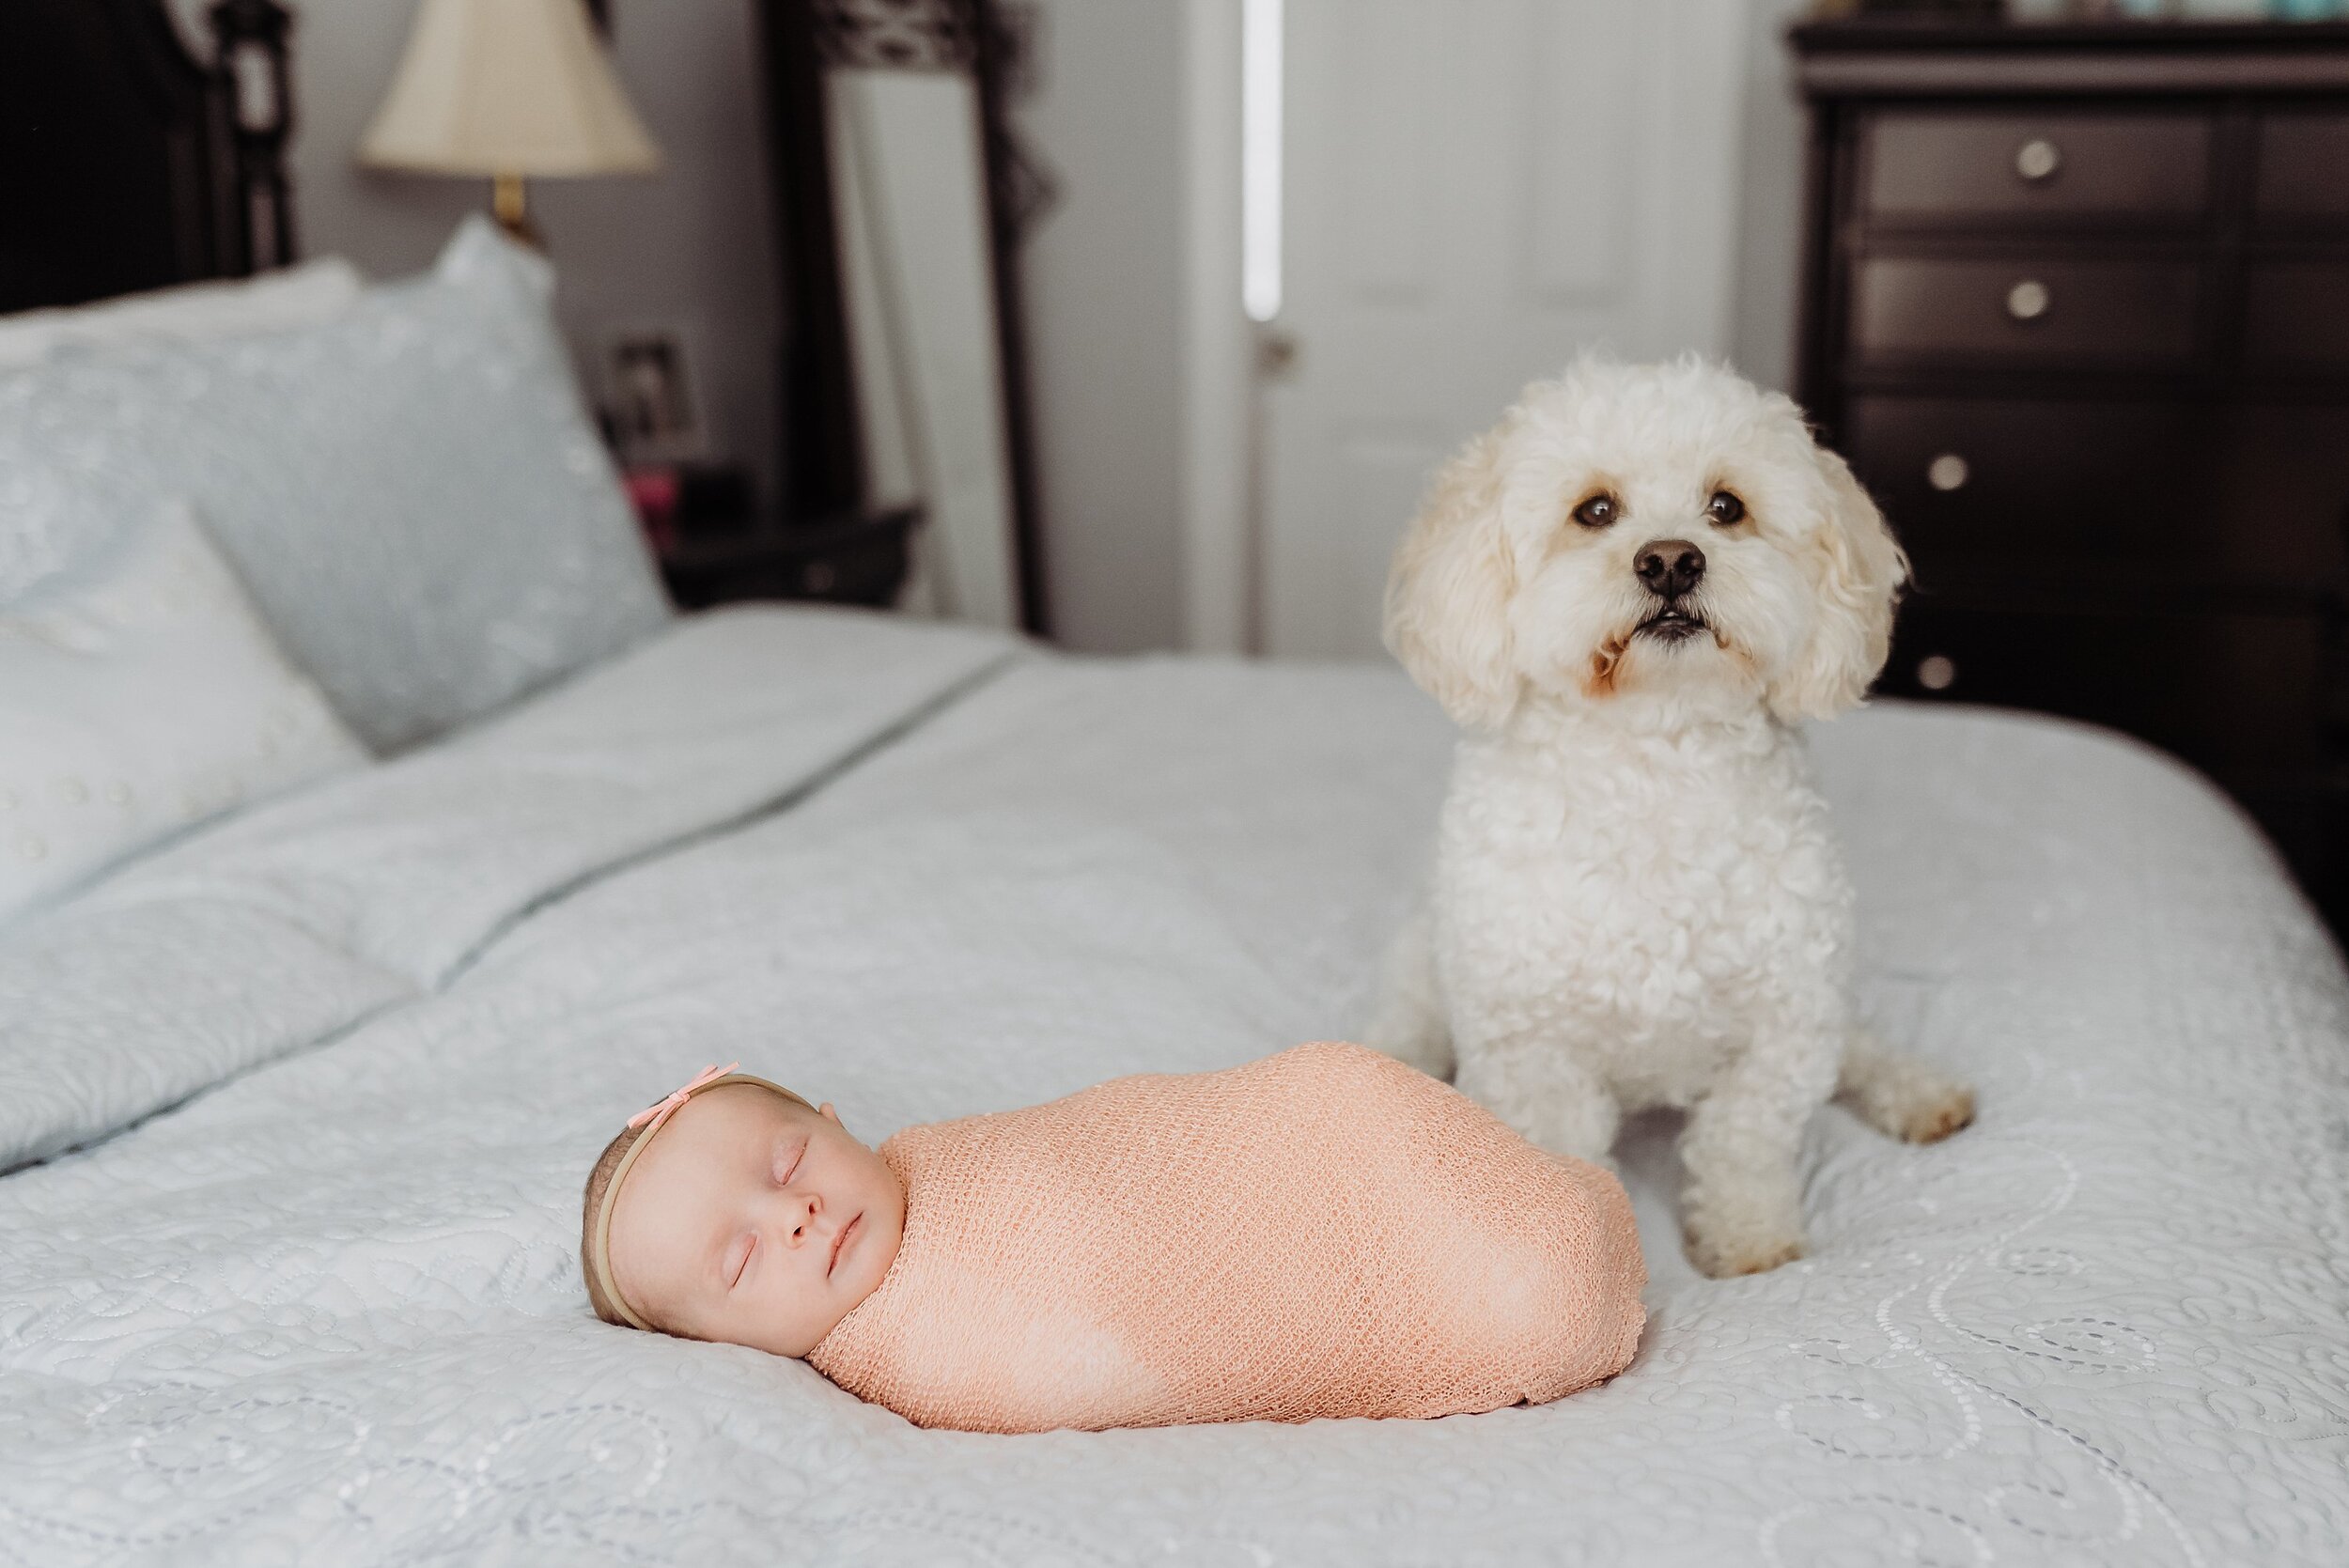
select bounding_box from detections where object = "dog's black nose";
[1635,539,1705,599]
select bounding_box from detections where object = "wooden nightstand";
[657,506,919,611]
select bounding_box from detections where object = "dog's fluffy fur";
[1369,356,1973,1279]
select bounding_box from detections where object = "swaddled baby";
[582,1043,1645,1434]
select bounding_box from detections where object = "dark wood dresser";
[1793,20,2349,928]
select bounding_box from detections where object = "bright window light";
[1242,0,1283,323]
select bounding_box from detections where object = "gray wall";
[1001,0,1819,652]
[179,0,785,500]
[172,0,1812,656]
[1012,0,1190,653]
[234,0,1189,652]
[1728,0,1815,397]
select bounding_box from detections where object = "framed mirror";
[760,0,1049,635]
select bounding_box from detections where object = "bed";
[5,13,2349,1566]
[6,585,2349,1565]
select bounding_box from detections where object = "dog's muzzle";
[1634,538,1707,641]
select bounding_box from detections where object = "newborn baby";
[582,1043,1645,1434]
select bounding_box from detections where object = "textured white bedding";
[2,610,2344,1565]
[0,607,1010,1172]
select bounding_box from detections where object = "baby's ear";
[818,1102,843,1126]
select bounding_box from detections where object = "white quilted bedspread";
[2,609,2345,1566]
[0,606,1010,1172]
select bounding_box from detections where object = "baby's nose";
[785,1190,819,1245]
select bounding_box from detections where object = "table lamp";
[358,0,661,246]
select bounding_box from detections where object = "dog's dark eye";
[1705,490,1747,527]
[1571,493,1619,530]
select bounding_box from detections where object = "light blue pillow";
[0,218,673,752]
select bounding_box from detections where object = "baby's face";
[606,1084,905,1357]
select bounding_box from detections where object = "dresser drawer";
[1883,600,2329,771]
[2256,113,2349,225]
[2202,404,2349,587]
[1850,256,2201,369]
[1849,397,2349,588]
[1861,109,2212,226]
[1845,396,2201,567]
[2244,260,2349,372]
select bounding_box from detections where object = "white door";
[1259,0,1750,660]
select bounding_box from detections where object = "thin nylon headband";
[589,1072,815,1331]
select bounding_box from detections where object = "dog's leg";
[1678,1026,1834,1279]
[1837,1029,1975,1144]
[1364,906,1455,1082]
[1455,1032,1621,1170]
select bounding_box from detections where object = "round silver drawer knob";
[2015,138,2061,183]
[2006,279,2051,321]
[1926,453,1970,492]
[1917,655,1958,692]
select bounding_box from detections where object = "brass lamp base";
[491,172,544,249]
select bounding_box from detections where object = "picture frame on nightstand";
[596,323,710,467]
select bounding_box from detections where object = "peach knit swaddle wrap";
[808,1043,1645,1433]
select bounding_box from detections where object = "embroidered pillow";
[0,257,363,371]
[0,500,366,923]
[0,218,672,752]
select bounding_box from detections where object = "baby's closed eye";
[727,1234,754,1289]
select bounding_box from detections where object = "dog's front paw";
[1899,1084,1975,1144]
[1840,1045,1977,1145]
[1859,1075,1975,1144]
[1682,1164,1804,1277]
[1684,1222,1807,1279]
[1681,1178,1808,1279]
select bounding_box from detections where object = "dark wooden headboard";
[0,0,294,315]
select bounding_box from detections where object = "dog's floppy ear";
[1767,443,1908,722]
[1383,422,1521,730]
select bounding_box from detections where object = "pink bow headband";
[628,1061,739,1135]
[587,1062,816,1333]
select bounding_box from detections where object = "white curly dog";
[1370,356,1974,1279]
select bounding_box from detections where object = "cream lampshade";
[359,0,661,245]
